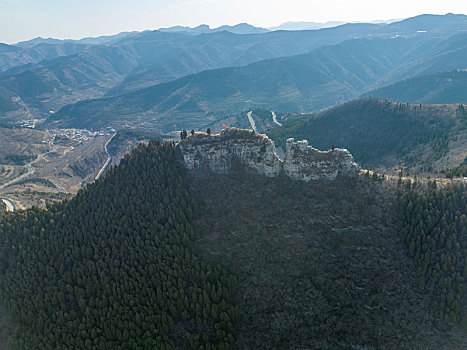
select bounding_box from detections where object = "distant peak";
[158,23,269,35]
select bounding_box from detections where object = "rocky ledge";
[178,128,359,181]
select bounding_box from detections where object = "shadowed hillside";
[190,172,466,349]
[0,135,466,348]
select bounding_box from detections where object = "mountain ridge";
[266,98,467,171]
[159,23,270,35]
[44,32,467,132]
[3,14,467,124]
[364,69,467,104]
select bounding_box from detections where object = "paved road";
[1,198,15,212]
[0,137,58,211]
[95,133,117,180]
[247,111,257,132]
[0,141,56,191]
[271,111,282,126]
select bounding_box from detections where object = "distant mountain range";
[15,31,139,48]
[1,13,467,133]
[267,18,401,31]
[0,42,92,72]
[45,28,467,133]
[268,21,347,31]
[0,23,387,121]
[159,23,269,35]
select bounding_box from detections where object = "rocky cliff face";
[284,138,359,181]
[178,128,359,181]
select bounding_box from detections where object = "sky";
[1,0,467,44]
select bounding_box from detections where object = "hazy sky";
[1,0,467,43]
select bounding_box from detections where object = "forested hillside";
[2,12,467,348]
[189,172,465,349]
[0,136,466,348]
[0,141,240,349]
[267,98,467,170]
[397,184,467,326]
[365,70,467,105]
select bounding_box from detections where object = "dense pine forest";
[189,173,466,348]
[397,184,467,327]
[0,141,240,349]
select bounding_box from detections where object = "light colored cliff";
[284,138,359,181]
[178,128,359,181]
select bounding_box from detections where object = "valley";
[0,14,466,134]
[0,125,165,211]
[0,127,113,210]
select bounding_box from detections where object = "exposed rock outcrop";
[284,138,359,181]
[179,128,281,177]
[178,128,359,181]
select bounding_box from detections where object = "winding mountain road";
[247,111,257,132]
[0,137,58,211]
[95,133,117,180]
[1,198,15,211]
[271,111,282,126]
[0,140,56,191]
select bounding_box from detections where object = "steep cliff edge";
[179,128,281,177]
[178,128,359,181]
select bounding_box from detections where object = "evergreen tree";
[397,184,467,326]
[0,141,240,349]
